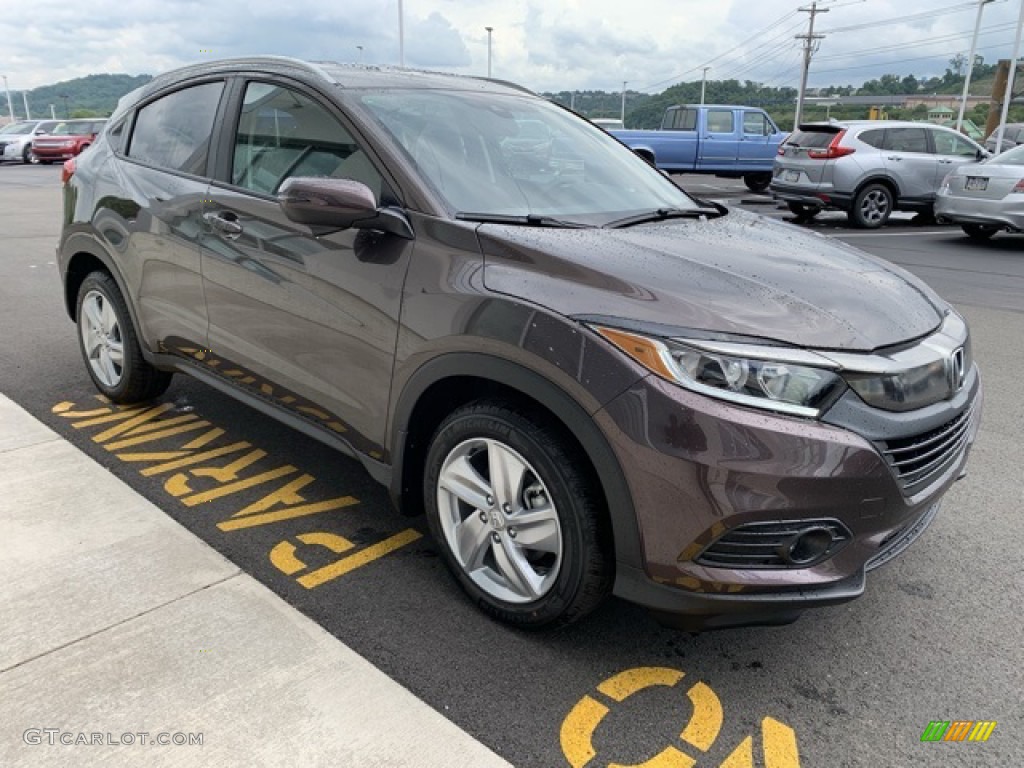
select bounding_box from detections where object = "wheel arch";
[390,353,643,571]
[853,174,900,203]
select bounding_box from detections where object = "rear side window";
[106,119,126,153]
[786,129,835,149]
[859,129,885,149]
[127,81,224,175]
[882,127,928,154]
[706,110,735,134]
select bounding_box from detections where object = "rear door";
[200,78,413,453]
[697,108,739,171]
[880,126,937,201]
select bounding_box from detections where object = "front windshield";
[356,89,698,224]
[1,121,34,135]
[991,143,1024,166]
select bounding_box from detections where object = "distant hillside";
[11,74,153,120]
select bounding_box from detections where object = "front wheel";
[962,223,999,241]
[848,183,894,229]
[23,146,39,164]
[424,401,612,629]
[76,271,172,403]
[743,173,772,193]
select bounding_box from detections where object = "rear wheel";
[848,183,893,229]
[76,271,172,403]
[22,146,39,164]
[743,173,772,192]
[962,223,999,241]
[424,400,612,629]
[786,202,820,219]
[39,160,53,165]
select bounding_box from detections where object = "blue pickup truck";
[610,105,787,191]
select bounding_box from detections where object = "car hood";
[479,207,945,351]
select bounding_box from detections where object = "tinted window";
[706,110,735,133]
[786,129,835,149]
[128,81,224,175]
[670,109,697,131]
[743,112,768,135]
[932,130,978,157]
[882,127,928,154]
[232,82,388,199]
[859,129,886,149]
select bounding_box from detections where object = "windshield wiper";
[603,206,724,229]
[456,212,594,229]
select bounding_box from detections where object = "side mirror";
[34,129,46,135]
[977,149,990,161]
[277,177,412,239]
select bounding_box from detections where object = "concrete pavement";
[0,393,512,768]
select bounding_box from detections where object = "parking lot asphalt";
[1,163,1022,767]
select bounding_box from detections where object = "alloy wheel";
[79,289,125,387]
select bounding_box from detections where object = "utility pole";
[700,67,711,105]
[993,0,1024,154]
[621,81,627,126]
[2,75,14,122]
[985,60,1011,140]
[957,0,995,132]
[794,2,828,129]
[398,0,405,67]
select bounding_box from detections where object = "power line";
[814,21,1017,61]
[820,2,980,35]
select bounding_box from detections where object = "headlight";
[593,326,845,417]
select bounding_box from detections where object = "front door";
[200,79,413,456]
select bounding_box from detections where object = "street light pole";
[700,67,711,104]
[22,91,30,120]
[485,26,493,78]
[957,0,995,132]
[2,76,14,122]
[398,0,405,67]
[356,45,363,63]
[994,0,1024,153]
[621,81,627,126]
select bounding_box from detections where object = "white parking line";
[837,230,954,238]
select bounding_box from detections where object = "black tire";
[743,173,772,193]
[40,160,53,165]
[962,223,998,241]
[423,400,612,629]
[75,271,172,403]
[23,146,39,165]
[848,183,894,229]
[786,201,820,219]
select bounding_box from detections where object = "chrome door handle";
[886,156,902,161]
[203,211,243,237]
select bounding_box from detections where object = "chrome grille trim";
[878,400,978,493]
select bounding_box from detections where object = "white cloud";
[1,0,1022,94]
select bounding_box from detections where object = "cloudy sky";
[2,0,1024,94]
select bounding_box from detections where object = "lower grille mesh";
[696,520,852,569]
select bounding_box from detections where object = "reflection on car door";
[200,79,413,455]
[881,127,939,202]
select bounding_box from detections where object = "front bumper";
[599,364,982,631]
[935,191,1024,231]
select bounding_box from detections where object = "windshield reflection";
[357,90,697,225]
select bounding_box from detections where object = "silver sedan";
[936,144,1024,240]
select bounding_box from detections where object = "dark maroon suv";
[57,57,981,631]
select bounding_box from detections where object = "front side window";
[706,110,735,134]
[231,82,388,199]
[1,121,34,135]
[356,89,699,224]
[932,131,978,157]
[127,81,224,175]
[743,112,768,135]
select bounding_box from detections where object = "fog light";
[781,527,835,565]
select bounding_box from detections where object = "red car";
[32,119,106,164]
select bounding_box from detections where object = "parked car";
[936,142,1024,240]
[0,119,60,164]
[771,120,987,228]
[58,57,981,631]
[31,119,106,164]
[983,122,1024,153]
[610,105,787,191]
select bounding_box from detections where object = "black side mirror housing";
[277,177,413,239]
